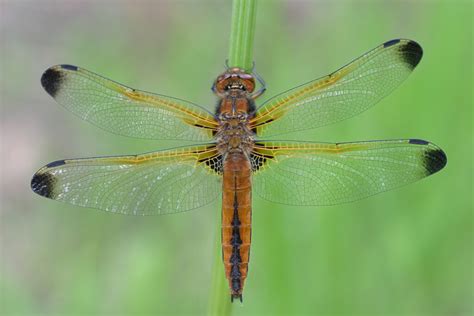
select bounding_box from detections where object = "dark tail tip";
[230,294,243,303]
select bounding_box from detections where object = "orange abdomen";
[222,152,252,302]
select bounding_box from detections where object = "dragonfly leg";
[251,64,266,99]
[211,81,217,94]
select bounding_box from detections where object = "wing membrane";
[41,65,218,141]
[251,39,423,138]
[252,139,446,206]
[31,145,222,215]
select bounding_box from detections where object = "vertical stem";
[208,1,258,314]
[228,0,258,71]
[207,225,232,315]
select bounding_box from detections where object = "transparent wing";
[31,145,222,215]
[41,64,218,141]
[252,139,446,206]
[251,39,423,138]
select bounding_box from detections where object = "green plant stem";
[228,0,258,71]
[207,224,231,316]
[208,1,258,314]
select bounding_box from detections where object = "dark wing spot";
[250,152,274,172]
[399,40,423,69]
[46,160,66,168]
[31,171,56,198]
[409,139,429,145]
[41,67,65,98]
[60,64,78,71]
[198,154,223,174]
[383,39,401,48]
[423,148,447,175]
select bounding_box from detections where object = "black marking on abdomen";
[423,148,447,175]
[229,179,243,299]
[31,171,56,198]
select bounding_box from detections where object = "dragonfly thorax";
[215,82,255,155]
[215,116,254,155]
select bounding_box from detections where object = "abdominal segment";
[221,152,252,302]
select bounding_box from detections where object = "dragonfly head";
[212,67,256,95]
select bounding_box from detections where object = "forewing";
[31,145,222,215]
[252,139,446,206]
[41,65,218,141]
[252,39,423,138]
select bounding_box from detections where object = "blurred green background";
[1,1,472,315]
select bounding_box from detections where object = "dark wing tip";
[408,139,447,175]
[382,39,423,69]
[31,171,56,198]
[399,40,423,69]
[41,65,77,97]
[423,147,447,175]
[41,67,63,97]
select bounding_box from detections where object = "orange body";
[212,67,261,301]
[221,152,252,300]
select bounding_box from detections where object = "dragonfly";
[31,39,446,302]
